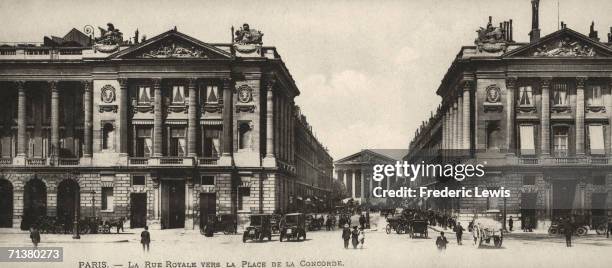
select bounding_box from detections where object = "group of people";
[341,224,365,249]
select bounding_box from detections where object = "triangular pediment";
[335,149,402,165]
[110,29,232,59]
[503,28,612,58]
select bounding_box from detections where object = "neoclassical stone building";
[0,23,332,230]
[406,1,612,229]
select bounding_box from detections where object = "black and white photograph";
[1,0,612,267]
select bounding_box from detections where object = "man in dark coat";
[30,225,41,248]
[141,226,151,252]
[454,222,464,245]
[351,226,360,249]
[508,216,514,232]
[359,214,366,229]
[607,219,612,238]
[436,231,448,251]
[563,218,573,247]
[342,224,351,249]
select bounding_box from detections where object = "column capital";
[151,78,162,88]
[188,78,198,87]
[49,80,59,92]
[81,80,92,92]
[576,77,587,88]
[505,77,518,88]
[539,77,552,87]
[265,78,276,92]
[462,80,474,91]
[118,78,128,88]
[14,80,25,91]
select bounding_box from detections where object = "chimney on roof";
[134,29,139,45]
[529,0,541,42]
[589,21,599,41]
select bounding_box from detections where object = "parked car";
[280,213,306,242]
[243,214,273,243]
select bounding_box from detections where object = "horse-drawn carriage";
[385,215,408,234]
[472,210,503,248]
[306,213,324,231]
[408,219,429,238]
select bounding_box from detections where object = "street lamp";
[72,183,80,239]
[91,190,96,218]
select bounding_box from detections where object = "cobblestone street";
[2,225,612,268]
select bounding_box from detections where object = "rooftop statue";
[475,17,507,53]
[93,23,124,53]
[234,23,263,45]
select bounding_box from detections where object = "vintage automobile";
[472,209,504,248]
[408,219,429,238]
[385,215,408,234]
[548,219,589,236]
[280,213,307,241]
[242,214,273,243]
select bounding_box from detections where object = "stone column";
[153,78,163,157]
[457,94,463,152]
[119,79,128,155]
[187,78,197,157]
[264,79,275,165]
[462,81,472,152]
[576,77,586,155]
[16,81,26,158]
[82,80,93,157]
[50,80,60,157]
[351,170,356,198]
[452,101,458,152]
[222,78,233,157]
[506,77,517,154]
[541,78,551,155]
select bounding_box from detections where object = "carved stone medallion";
[101,85,116,103]
[486,85,501,103]
[237,85,253,103]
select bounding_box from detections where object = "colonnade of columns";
[441,80,472,157]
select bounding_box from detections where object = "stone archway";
[0,179,13,228]
[56,179,80,229]
[22,178,47,230]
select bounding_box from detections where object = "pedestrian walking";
[351,226,360,249]
[30,225,41,248]
[141,226,151,252]
[342,224,351,249]
[563,218,573,247]
[607,219,612,239]
[454,222,464,245]
[359,214,366,229]
[359,227,365,249]
[508,216,514,232]
[435,231,448,251]
[117,217,124,233]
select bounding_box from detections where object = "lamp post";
[503,197,507,232]
[91,190,96,218]
[72,183,80,239]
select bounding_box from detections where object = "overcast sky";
[2,0,612,160]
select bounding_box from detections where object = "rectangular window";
[593,176,606,186]
[553,127,569,157]
[138,86,152,104]
[203,127,221,157]
[587,85,603,106]
[171,85,185,104]
[518,86,533,106]
[132,175,146,186]
[136,127,152,157]
[522,176,536,185]
[588,125,605,155]
[486,121,500,150]
[238,187,250,211]
[101,187,114,211]
[552,83,568,106]
[169,128,186,156]
[200,176,215,186]
[519,125,535,155]
[206,85,219,103]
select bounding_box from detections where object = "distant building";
[334,149,408,204]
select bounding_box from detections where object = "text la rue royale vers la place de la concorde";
[369,161,511,198]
